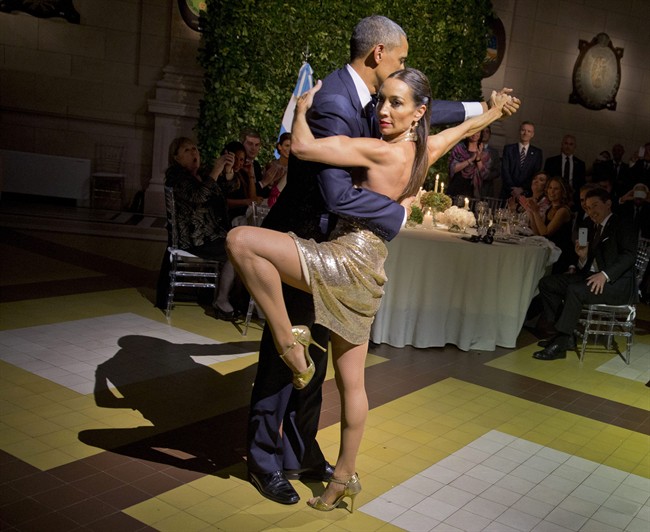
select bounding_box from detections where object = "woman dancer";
[227,68,513,512]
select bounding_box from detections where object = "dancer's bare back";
[291,80,513,201]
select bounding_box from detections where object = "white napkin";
[524,236,562,266]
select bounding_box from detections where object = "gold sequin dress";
[289,218,388,345]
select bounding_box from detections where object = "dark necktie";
[520,146,526,167]
[563,156,570,183]
[591,224,602,250]
[365,95,378,138]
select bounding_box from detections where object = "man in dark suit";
[247,15,519,504]
[630,142,650,188]
[544,134,586,211]
[501,121,543,199]
[594,143,631,197]
[533,188,637,360]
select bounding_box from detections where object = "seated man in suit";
[544,134,586,211]
[534,187,637,360]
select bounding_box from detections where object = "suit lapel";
[336,68,371,138]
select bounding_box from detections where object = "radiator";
[0,149,91,206]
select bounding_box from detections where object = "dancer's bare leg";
[309,334,368,505]
[226,226,312,371]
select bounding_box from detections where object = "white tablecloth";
[370,226,555,351]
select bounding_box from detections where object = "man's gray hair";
[350,15,406,62]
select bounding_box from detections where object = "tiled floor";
[0,199,649,531]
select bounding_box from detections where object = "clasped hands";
[489,88,520,117]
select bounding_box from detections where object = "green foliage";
[420,191,452,212]
[197,0,493,170]
[408,204,424,224]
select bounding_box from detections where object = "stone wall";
[483,0,649,173]
[0,0,201,208]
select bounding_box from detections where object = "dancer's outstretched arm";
[292,81,515,175]
[426,90,512,165]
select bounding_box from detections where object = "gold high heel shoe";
[307,473,362,513]
[280,326,326,390]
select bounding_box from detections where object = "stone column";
[144,65,203,215]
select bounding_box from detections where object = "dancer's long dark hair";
[385,68,432,202]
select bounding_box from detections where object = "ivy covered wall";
[198,0,493,187]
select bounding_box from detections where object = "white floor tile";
[0,313,251,394]
[412,497,459,521]
[511,495,555,519]
[431,485,475,508]
[358,431,647,532]
[495,507,542,531]
[591,507,635,529]
[392,509,438,532]
[450,474,492,495]
[444,508,492,531]
[461,497,508,520]
[543,507,588,531]
[360,497,407,521]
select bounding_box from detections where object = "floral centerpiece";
[435,206,477,232]
[420,191,452,213]
[407,190,451,226]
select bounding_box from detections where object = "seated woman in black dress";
[519,176,574,273]
[163,137,239,319]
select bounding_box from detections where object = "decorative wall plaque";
[0,0,80,23]
[482,16,506,78]
[569,33,623,111]
[178,0,205,32]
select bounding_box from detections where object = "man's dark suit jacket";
[501,143,543,198]
[544,154,586,208]
[580,214,637,300]
[594,159,630,196]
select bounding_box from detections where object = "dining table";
[370,225,559,351]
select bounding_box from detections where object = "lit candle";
[423,208,434,228]
[434,174,439,193]
[464,197,469,210]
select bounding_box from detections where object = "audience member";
[501,121,543,199]
[533,188,637,360]
[595,143,630,195]
[266,133,291,208]
[571,183,598,245]
[619,183,650,239]
[629,142,650,187]
[520,176,573,274]
[239,128,263,182]
[447,131,489,199]
[480,126,501,198]
[508,170,549,216]
[543,134,586,210]
[219,141,262,224]
[594,175,620,212]
[162,137,238,319]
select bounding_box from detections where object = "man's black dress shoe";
[538,336,576,350]
[284,462,334,481]
[533,343,567,360]
[248,471,299,505]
